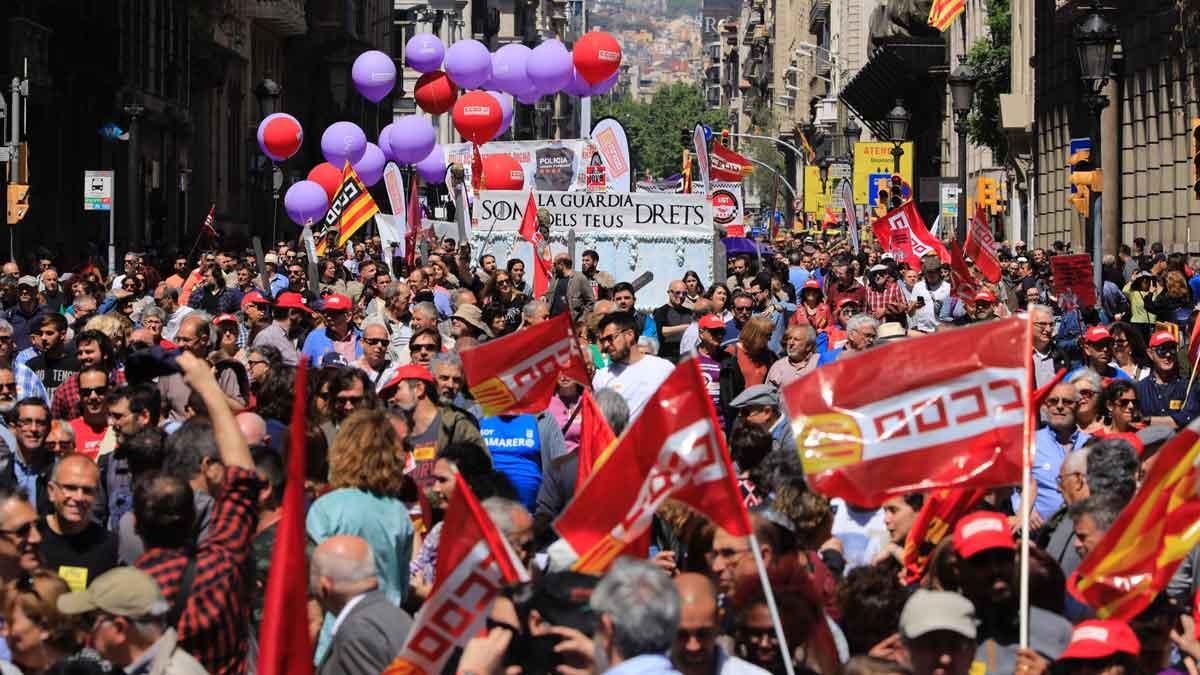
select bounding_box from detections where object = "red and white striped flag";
[200,203,216,237]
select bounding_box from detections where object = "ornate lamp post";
[949,58,977,244]
[1074,7,1117,291]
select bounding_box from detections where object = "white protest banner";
[446,140,613,193]
[474,191,712,235]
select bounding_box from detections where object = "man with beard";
[952,512,1071,672]
[0,367,22,452]
[593,312,674,419]
[823,256,867,311]
[380,365,485,490]
[37,453,118,590]
[251,291,311,367]
[581,249,615,301]
[671,573,767,675]
[23,314,77,400]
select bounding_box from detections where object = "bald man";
[673,573,769,675]
[236,412,268,447]
[311,535,413,674]
[39,453,119,590]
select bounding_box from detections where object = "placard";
[474,191,712,234]
[1050,254,1097,308]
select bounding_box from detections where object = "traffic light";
[875,177,892,217]
[1066,149,1102,218]
[1192,118,1200,200]
[976,177,1000,212]
[721,128,731,147]
[6,184,29,225]
[890,174,904,209]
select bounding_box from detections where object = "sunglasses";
[1113,398,1138,408]
[1,522,36,541]
[80,386,109,398]
[44,440,73,450]
[363,338,389,346]
[411,343,437,353]
[1044,397,1077,407]
[1153,345,1177,358]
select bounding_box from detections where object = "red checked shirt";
[136,466,262,675]
[50,368,126,421]
[865,281,906,320]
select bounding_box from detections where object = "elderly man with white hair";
[817,314,879,366]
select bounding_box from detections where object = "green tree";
[964,0,1011,166]
[593,83,730,179]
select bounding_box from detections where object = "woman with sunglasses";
[1067,369,1105,435]
[1099,379,1142,437]
[1109,321,1150,381]
[481,271,526,333]
[0,571,85,674]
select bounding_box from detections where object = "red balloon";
[307,162,343,202]
[452,91,502,145]
[262,115,303,161]
[415,71,459,115]
[573,32,622,85]
[481,154,525,190]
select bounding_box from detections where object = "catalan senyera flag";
[556,355,751,574]
[518,192,551,297]
[901,487,987,584]
[1068,416,1200,620]
[256,358,313,675]
[576,389,618,488]
[782,317,1027,507]
[383,473,529,675]
[928,0,965,31]
[460,312,590,417]
[328,161,380,249]
[965,204,1002,283]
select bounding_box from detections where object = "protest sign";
[1050,254,1097,308]
[473,190,711,235]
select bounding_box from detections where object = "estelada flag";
[781,317,1027,507]
[576,389,618,487]
[965,204,1002,283]
[256,358,313,675]
[383,473,529,675]
[901,487,987,584]
[949,239,980,303]
[556,355,751,574]
[518,192,551,296]
[1068,416,1200,620]
[461,312,589,417]
[711,142,753,182]
[871,200,950,267]
[325,161,381,250]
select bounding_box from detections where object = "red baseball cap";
[973,289,997,304]
[214,314,239,325]
[837,297,860,309]
[1083,325,1112,343]
[321,294,352,312]
[275,292,313,314]
[698,315,726,331]
[240,290,270,308]
[803,279,822,291]
[1149,330,1178,348]
[380,364,435,392]
[1058,620,1140,661]
[952,511,1014,559]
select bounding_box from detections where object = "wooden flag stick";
[748,532,796,675]
[1019,312,1034,650]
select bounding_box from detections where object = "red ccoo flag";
[383,473,529,675]
[518,191,551,296]
[965,204,1002,283]
[949,239,980,303]
[871,200,950,266]
[556,355,751,574]
[256,358,313,675]
[575,389,618,488]
[782,317,1027,507]
[901,486,987,584]
[461,312,590,417]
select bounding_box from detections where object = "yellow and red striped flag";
[1069,417,1200,619]
[928,0,965,31]
[315,161,379,256]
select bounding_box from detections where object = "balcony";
[252,0,307,37]
[816,52,831,77]
[808,0,829,33]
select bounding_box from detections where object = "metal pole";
[956,119,969,245]
[727,132,806,165]
[579,0,591,136]
[108,197,116,278]
[1090,103,1104,296]
[743,156,797,201]
[9,77,18,263]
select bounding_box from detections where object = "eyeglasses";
[1056,471,1084,487]
[44,440,73,450]
[411,343,437,353]
[733,305,753,314]
[247,359,269,367]
[1044,397,1077,408]
[704,547,750,565]
[736,625,777,645]
[363,338,389,346]
[0,382,15,392]
[1153,346,1177,358]
[80,386,109,399]
[1114,397,1138,409]
[0,521,36,541]
[599,330,630,345]
[1076,389,1097,399]
[668,290,685,297]
[335,395,363,407]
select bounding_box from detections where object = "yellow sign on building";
[803,164,851,215]
[852,141,914,206]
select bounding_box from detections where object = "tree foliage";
[964,0,1011,165]
[593,83,730,179]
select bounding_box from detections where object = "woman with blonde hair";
[0,571,82,674]
[84,313,133,358]
[306,408,415,661]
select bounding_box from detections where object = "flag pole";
[1182,346,1200,408]
[748,533,796,675]
[1019,311,1033,650]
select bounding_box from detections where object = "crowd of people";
[0,228,1187,675]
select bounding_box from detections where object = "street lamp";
[948,58,977,244]
[1073,7,1117,295]
[842,118,862,159]
[886,100,910,175]
[818,157,831,193]
[254,76,283,242]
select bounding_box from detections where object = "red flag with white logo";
[461,312,590,417]
[781,317,1027,507]
[518,191,551,296]
[870,201,950,266]
[949,239,980,303]
[382,473,529,675]
[711,142,753,182]
[575,389,617,488]
[556,355,751,574]
[965,204,1002,283]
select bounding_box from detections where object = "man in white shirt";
[592,311,675,420]
[156,286,193,342]
[907,255,950,333]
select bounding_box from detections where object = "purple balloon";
[491,44,531,94]
[405,33,445,73]
[563,67,592,97]
[416,145,447,184]
[388,115,436,165]
[352,50,396,103]
[528,40,573,94]
[444,40,492,90]
[256,113,303,162]
[589,70,619,96]
[284,181,330,226]
[321,121,368,167]
[486,91,514,139]
[378,123,397,162]
[354,142,387,187]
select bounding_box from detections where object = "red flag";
[405,174,422,270]
[870,201,950,267]
[518,192,551,296]
[461,312,590,417]
[256,358,313,675]
[781,317,1027,507]
[471,143,484,195]
[383,473,529,675]
[556,355,751,573]
[949,239,980,303]
[1188,313,1200,369]
[901,487,987,583]
[200,203,217,238]
[1068,417,1200,619]
[711,142,753,182]
[965,204,1002,283]
[576,390,617,487]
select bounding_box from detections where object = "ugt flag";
[383,473,529,675]
[782,317,1027,507]
[460,312,590,417]
[555,355,751,574]
[871,200,949,266]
